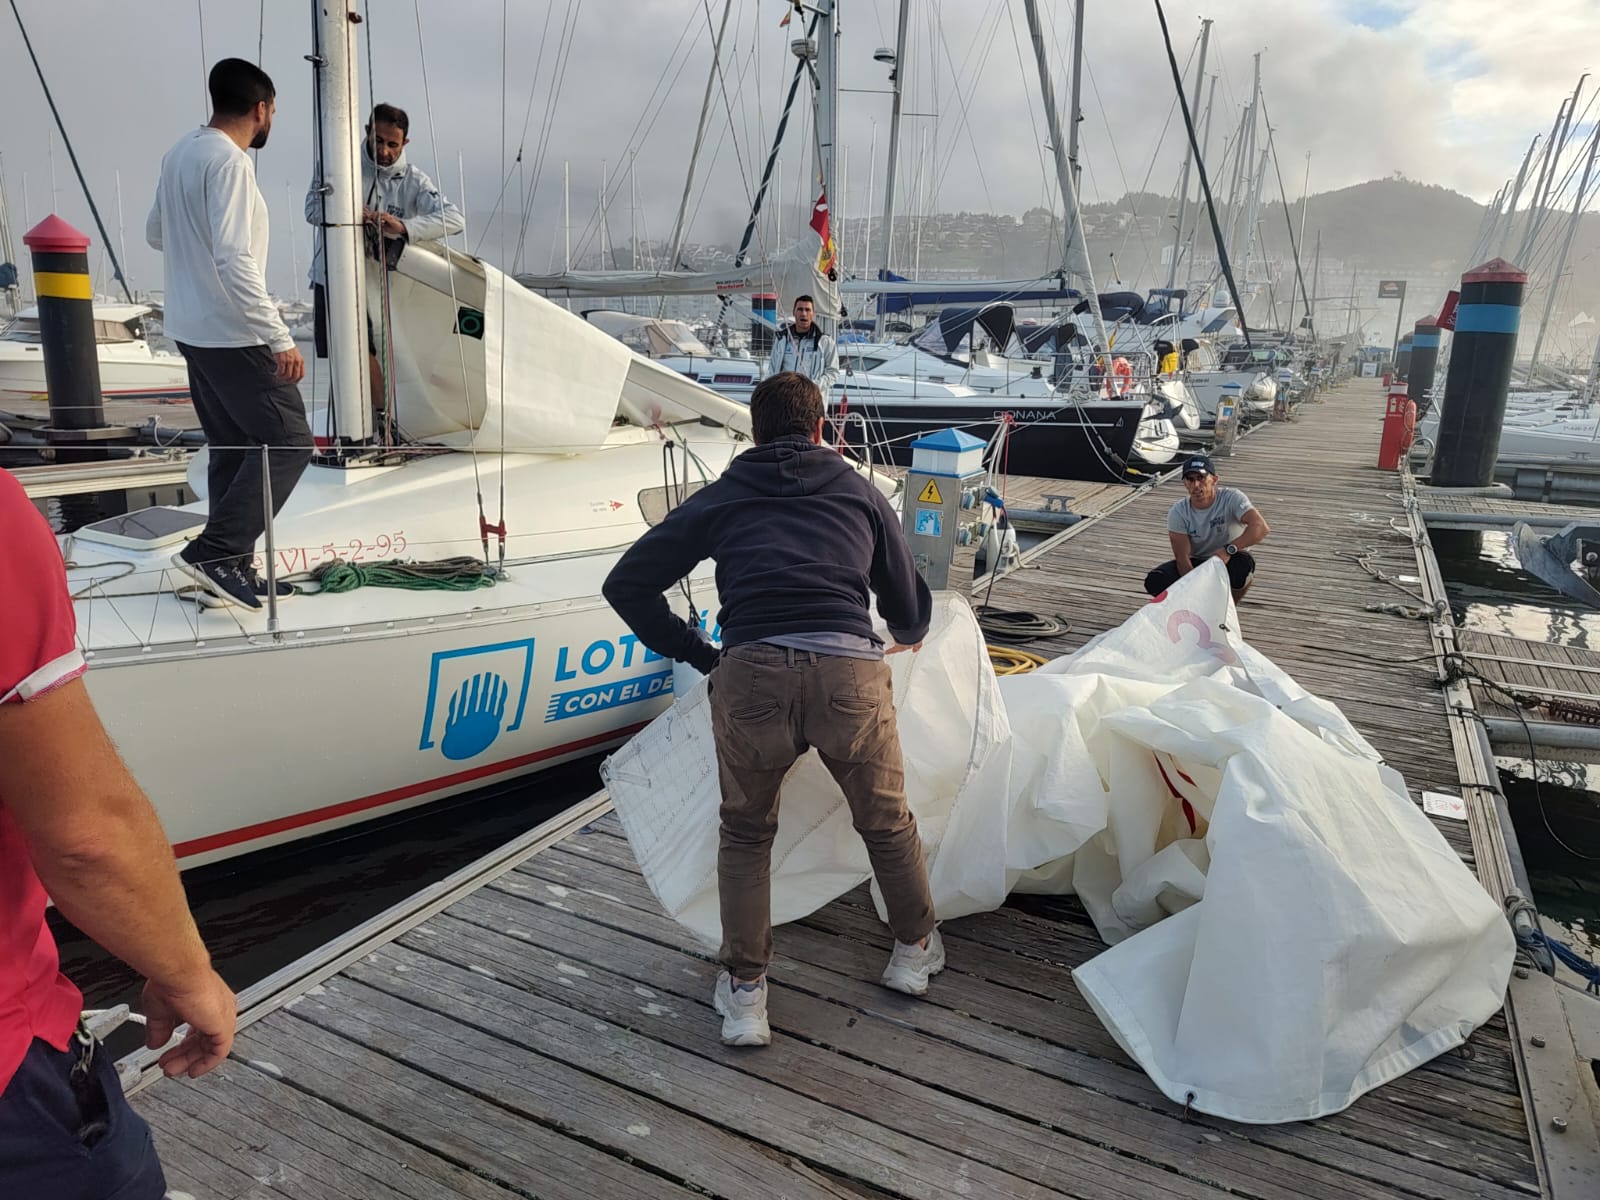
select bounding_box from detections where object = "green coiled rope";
[310,557,497,593]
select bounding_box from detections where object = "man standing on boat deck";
[1144,454,1270,602]
[767,294,840,402]
[602,371,943,1047]
[0,469,236,1199]
[306,102,465,417]
[147,58,312,612]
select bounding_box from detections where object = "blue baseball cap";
[1181,455,1215,478]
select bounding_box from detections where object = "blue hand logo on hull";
[441,671,511,760]
[418,639,535,761]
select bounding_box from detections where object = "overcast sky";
[1,0,1595,299]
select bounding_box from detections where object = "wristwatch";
[1225,543,1238,555]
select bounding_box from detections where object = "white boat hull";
[0,343,191,405]
[84,590,701,869]
[68,424,743,870]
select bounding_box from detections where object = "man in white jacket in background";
[766,294,839,403]
[305,102,465,415]
[147,58,310,613]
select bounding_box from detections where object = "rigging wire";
[497,0,508,572]
[196,0,208,112]
[410,0,494,562]
[1259,95,1314,336]
[926,0,1006,215]
[506,0,585,264]
[8,0,135,303]
[1001,2,1056,230]
[530,3,703,269]
[476,0,561,258]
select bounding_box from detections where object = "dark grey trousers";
[177,342,313,564]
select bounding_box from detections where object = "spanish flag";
[811,189,837,280]
[779,5,793,28]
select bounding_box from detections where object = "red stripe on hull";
[172,722,647,859]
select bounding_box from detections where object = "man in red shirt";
[0,468,236,1197]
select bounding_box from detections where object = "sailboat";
[59,3,770,870]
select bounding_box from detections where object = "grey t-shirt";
[1167,486,1254,560]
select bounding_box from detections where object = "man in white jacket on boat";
[766,295,839,402]
[305,102,465,414]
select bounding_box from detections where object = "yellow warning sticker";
[917,478,944,505]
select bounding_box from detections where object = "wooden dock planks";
[133,378,1545,1199]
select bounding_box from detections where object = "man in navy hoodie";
[603,372,942,1047]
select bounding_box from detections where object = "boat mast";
[1308,229,1321,336]
[814,0,839,245]
[0,153,20,315]
[1517,78,1585,265]
[1180,73,1218,289]
[1288,151,1310,326]
[285,182,301,303]
[873,0,911,338]
[1527,111,1600,378]
[311,0,372,444]
[1498,133,1542,258]
[599,158,610,269]
[1064,0,1086,265]
[1236,147,1269,320]
[1473,183,1507,267]
[1165,17,1211,293]
[114,170,130,296]
[1583,329,1600,407]
[667,0,733,275]
[1021,0,1108,356]
[861,120,877,281]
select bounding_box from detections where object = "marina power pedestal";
[904,428,986,589]
[1212,385,1241,457]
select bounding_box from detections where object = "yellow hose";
[987,644,1049,675]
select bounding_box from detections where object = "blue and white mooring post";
[904,428,987,589]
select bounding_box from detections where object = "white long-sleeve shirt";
[146,127,292,352]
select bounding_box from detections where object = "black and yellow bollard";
[1408,315,1442,417]
[22,215,132,524]
[22,215,106,431]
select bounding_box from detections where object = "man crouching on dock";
[603,371,943,1047]
[1144,454,1270,602]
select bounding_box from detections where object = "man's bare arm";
[0,679,235,1075]
[1168,531,1194,573]
[1234,508,1270,550]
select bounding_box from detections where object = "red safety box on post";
[1377,383,1416,470]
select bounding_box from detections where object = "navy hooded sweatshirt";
[602,435,933,675]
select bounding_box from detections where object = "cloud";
[0,0,1593,300]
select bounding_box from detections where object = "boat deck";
[130,378,1594,1199]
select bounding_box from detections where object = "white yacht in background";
[0,302,190,405]
[584,310,761,398]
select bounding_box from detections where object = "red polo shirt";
[0,468,86,1092]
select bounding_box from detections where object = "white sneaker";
[881,928,946,995]
[712,971,771,1046]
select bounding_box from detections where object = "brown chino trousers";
[710,643,936,980]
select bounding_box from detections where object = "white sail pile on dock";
[603,567,1514,1124]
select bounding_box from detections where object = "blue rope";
[1533,931,1600,994]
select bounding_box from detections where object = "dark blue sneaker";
[171,552,262,610]
[242,568,296,602]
